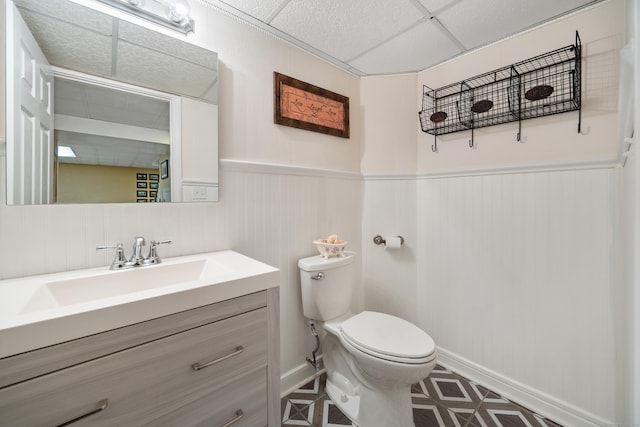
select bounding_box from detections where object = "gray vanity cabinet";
[0,289,280,426]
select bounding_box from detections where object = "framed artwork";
[137,190,147,197]
[136,173,147,180]
[136,199,147,203]
[137,181,147,189]
[149,174,159,181]
[150,182,159,189]
[274,72,350,138]
[160,160,169,179]
[150,191,157,198]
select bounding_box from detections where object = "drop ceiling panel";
[350,20,462,75]
[54,78,170,131]
[58,131,169,168]
[115,41,216,100]
[437,0,595,50]
[206,0,602,75]
[270,0,426,62]
[17,10,113,76]
[14,0,113,34]
[219,0,286,22]
[416,0,458,14]
[118,20,218,70]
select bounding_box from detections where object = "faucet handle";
[144,240,172,265]
[96,243,127,270]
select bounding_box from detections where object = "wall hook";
[469,125,475,148]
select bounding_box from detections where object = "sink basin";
[21,260,207,313]
[0,250,280,359]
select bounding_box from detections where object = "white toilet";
[298,252,436,427]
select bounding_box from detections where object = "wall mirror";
[5,0,219,204]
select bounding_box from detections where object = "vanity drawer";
[0,308,267,426]
[0,291,268,389]
[143,367,268,427]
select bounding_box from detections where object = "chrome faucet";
[97,237,171,270]
[143,240,172,266]
[96,243,127,270]
[128,236,147,267]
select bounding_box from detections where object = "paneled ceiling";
[207,0,603,75]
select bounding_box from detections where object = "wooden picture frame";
[274,72,349,138]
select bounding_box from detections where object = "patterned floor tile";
[321,398,355,426]
[474,400,553,427]
[413,402,460,427]
[281,367,563,427]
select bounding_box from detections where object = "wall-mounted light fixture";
[96,0,194,34]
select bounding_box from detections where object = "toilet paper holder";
[373,235,404,246]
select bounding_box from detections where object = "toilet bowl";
[299,252,436,427]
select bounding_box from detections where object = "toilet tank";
[298,252,355,321]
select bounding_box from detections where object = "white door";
[6,1,54,204]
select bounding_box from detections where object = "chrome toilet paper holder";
[373,235,404,246]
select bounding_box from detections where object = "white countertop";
[0,250,279,358]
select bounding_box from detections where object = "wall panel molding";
[437,346,615,427]
[220,159,362,180]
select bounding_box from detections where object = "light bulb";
[169,0,190,23]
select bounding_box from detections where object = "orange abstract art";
[274,72,350,138]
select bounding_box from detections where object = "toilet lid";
[340,311,435,360]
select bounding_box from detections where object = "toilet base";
[322,332,423,427]
[325,372,416,427]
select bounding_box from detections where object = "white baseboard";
[280,357,326,398]
[436,347,615,427]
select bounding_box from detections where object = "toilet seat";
[339,311,435,364]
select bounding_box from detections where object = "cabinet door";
[0,308,267,426]
[144,368,267,427]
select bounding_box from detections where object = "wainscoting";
[363,166,618,425]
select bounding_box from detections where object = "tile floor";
[281,365,563,427]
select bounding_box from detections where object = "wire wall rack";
[419,31,582,152]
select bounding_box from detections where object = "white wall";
[360,1,627,425]
[417,168,616,425]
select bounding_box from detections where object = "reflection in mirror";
[5,0,219,204]
[54,76,171,203]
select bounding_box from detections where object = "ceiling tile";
[15,0,113,35]
[115,41,216,100]
[18,10,113,76]
[270,0,427,62]
[118,20,218,70]
[416,0,458,14]
[349,20,462,75]
[437,0,594,50]
[218,0,287,22]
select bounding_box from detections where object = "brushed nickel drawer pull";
[56,399,108,427]
[220,409,244,427]
[191,345,244,371]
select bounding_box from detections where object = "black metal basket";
[419,31,582,151]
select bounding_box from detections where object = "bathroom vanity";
[0,251,280,427]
